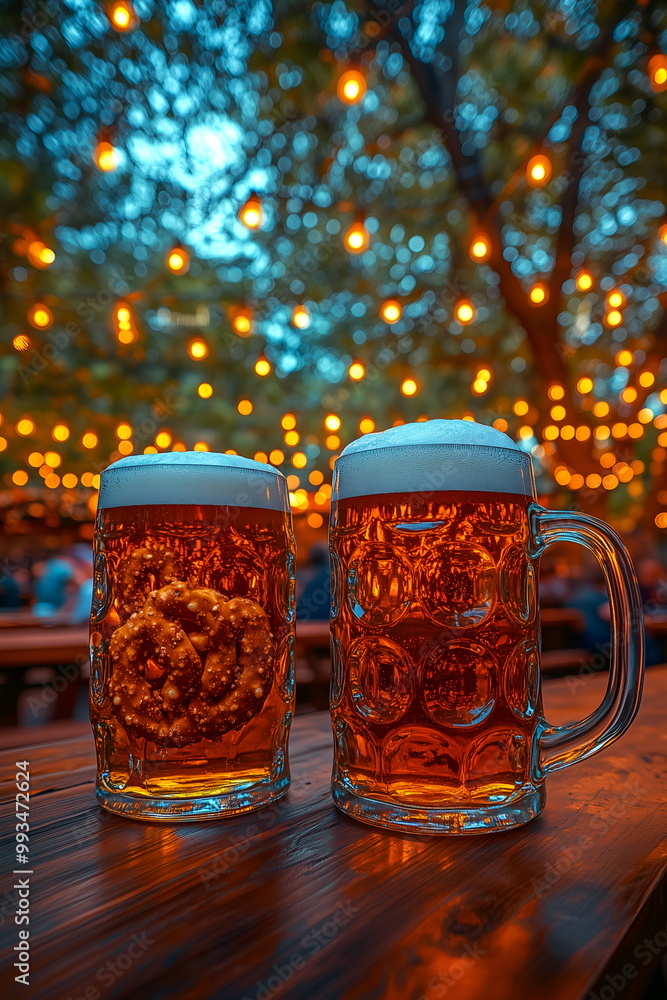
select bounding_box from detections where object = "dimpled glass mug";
[90,452,296,821]
[329,420,644,835]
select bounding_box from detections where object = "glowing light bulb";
[606,289,626,310]
[577,377,594,394]
[526,154,552,187]
[380,299,402,323]
[27,241,55,268]
[109,1,135,30]
[12,471,29,486]
[12,335,31,352]
[94,141,119,172]
[575,270,594,291]
[167,247,189,275]
[231,309,253,337]
[649,54,667,93]
[115,422,132,440]
[455,299,475,325]
[337,69,366,104]
[606,309,623,328]
[239,195,262,230]
[548,384,565,401]
[238,399,253,415]
[197,382,214,398]
[529,282,549,305]
[292,305,311,329]
[52,424,69,442]
[188,339,208,360]
[255,357,271,377]
[343,221,370,254]
[325,414,341,432]
[401,378,418,397]
[281,414,297,430]
[348,361,366,381]
[660,224,667,246]
[469,233,491,262]
[16,418,35,436]
[28,304,53,329]
[359,417,375,434]
[82,432,98,449]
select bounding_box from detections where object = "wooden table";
[0,669,665,1000]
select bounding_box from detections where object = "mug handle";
[529,506,645,777]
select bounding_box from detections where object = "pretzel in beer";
[117,544,181,616]
[108,577,274,747]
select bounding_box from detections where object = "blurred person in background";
[296,543,330,621]
[32,544,93,623]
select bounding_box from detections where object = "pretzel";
[116,545,181,616]
[108,580,274,747]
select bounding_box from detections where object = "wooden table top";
[0,668,665,1000]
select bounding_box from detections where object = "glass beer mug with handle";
[329,420,644,835]
[90,451,296,821]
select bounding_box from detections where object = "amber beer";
[90,453,295,821]
[330,420,644,834]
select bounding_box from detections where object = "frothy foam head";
[334,419,534,500]
[99,451,289,510]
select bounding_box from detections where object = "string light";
[526,154,552,187]
[454,299,476,324]
[194,442,209,452]
[348,361,366,380]
[548,384,565,401]
[469,232,491,262]
[513,400,529,416]
[28,304,53,329]
[82,432,98,449]
[269,449,284,465]
[27,241,55,268]
[28,452,43,467]
[292,305,311,329]
[324,414,341,432]
[239,194,262,229]
[400,378,418,396]
[325,435,340,450]
[309,470,324,486]
[281,413,297,430]
[12,335,31,352]
[577,377,594,394]
[649,54,667,93]
[255,357,271,377]
[337,69,366,104]
[12,471,28,487]
[94,141,119,172]
[62,474,78,489]
[284,430,300,446]
[188,339,208,360]
[166,247,189,275]
[343,221,370,253]
[616,349,633,367]
[606,309,623,327]
[197,382,214,398]
[292,452,307,469]
[109,1,136,30]
[379,299,402,323]
[16,418,35,436]
[238,399,253,415]
[231,308,253,337]
[155,431,172,448]
[660,224,667,245]
[639,371,655,388]
[52,424,69,441]
[359,417,375,434]
[575,270,594,291]
[115,422,132,440]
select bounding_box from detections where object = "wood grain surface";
[0,669,665,1000]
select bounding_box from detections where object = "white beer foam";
[99,452,288,511]
[335,419,535,499]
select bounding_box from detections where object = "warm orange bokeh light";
[28,303,53,329]
[197,382,214,398]
[575,270,594,292]
[606,289,626,310]
[606,309,623,327]
[16,418,35,436]
[255,357,271,377]
[455,299,476,324]
[324,414,341,432]
[337,69,367,104]
[167,247,189,275]
[469,233,491,262]
[188,339,208,360]
[231,308,253,337]
[400,378,418,397]
[109,1,136,30]
[94,141,119,172]
[12,335,31,352]
[343,221,370,253]
[526,154,552,187]
[529,282,549,305]
[649,54,667,93]
[239,194,263,229]
[380,299,402,323]
[27,240,55,268]
[348,361,366,380]
[292,305,311,329]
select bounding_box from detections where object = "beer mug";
[329,420,644,835]
[90,452,295,821]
